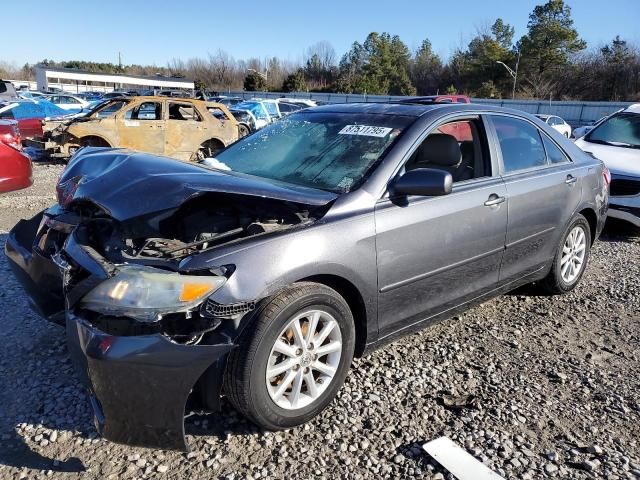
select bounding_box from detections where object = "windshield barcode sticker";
[338,125,393,137]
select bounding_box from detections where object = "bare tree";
[209,49,235,90]
[166,58,186,77]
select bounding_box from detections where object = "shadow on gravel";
[183,398,258,440]
[600,219,640,241]
[0,234,88,473]
[507,221,639,298]
[0,443,85,474]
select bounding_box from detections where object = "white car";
[18,91,48,100]
[278,97,317,107]
[45,94,90,112]
[535,114,572,138]
[575,104,640,228]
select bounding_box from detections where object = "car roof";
[624,103,640,113]
[302,102,474,117]
[535,114,551,119]
[302,102,561,124]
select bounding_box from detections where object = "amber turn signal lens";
[179,283,214,302]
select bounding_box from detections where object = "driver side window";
[405,118,491,183]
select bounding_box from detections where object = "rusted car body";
[27,97,239,161]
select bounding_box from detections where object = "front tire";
[538,214,591,294]
[79,136,110,148]
[224,282,355,430]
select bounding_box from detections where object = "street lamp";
[496,51,520,99]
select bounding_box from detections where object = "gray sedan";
[5,102,609,450]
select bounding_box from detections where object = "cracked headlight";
[80,265,226,322]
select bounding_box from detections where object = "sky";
[3,0,639,67]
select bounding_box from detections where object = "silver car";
[6,102,609,450]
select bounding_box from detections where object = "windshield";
[90,99,129,118]
[263,101,279,116]
[38,100,69,117]
[210,111,414,193]
[585,112,640,149]
[235,101,268,120]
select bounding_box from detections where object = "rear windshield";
[210,111,415,193]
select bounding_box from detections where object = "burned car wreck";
[7,103,607,451]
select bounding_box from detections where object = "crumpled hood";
[574,138,640,177]
[57,148,337,221]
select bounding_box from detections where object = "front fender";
[181,216,379,339]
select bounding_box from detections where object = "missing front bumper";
[66,311,235,451]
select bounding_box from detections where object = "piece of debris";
[423,437,505,480]
[439,393,478,411]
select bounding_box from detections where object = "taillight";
[0,127,22,151]
[602,166,611,187]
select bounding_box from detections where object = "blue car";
[0,99,70,120]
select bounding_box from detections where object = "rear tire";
[224,282,355,430]
[537,214,591,294]
[194,139,224,161]
[238,123,250,137]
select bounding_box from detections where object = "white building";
[35,66,194,93]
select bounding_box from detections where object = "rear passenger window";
[168,102,201,121]
[542,135,569,164]
[492,116,547,173]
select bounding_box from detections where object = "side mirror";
[392,168,452,197]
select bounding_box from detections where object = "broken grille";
[203,300,255,318]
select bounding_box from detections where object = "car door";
[117,100,165,155]
[488,114,583,282]
[375,115,508,338]
[165,100,208,160]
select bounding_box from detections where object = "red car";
[0,119,33,193]
[401,95,471,104]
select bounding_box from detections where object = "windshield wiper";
[586,138,640,149]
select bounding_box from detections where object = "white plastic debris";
[422,437,505,480]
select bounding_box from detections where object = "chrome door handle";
[565,175,577,185]
[484,194,506,207]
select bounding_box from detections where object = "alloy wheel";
[561,225,587,283]
[266,309,342,410]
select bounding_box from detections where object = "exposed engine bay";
[74,193,320,266]
[41,192,326,345]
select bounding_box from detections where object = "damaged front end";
[5,148,334,450]
[24,120,79,159]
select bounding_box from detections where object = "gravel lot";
[0,163,639,480]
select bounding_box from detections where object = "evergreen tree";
[518,0,586,76]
